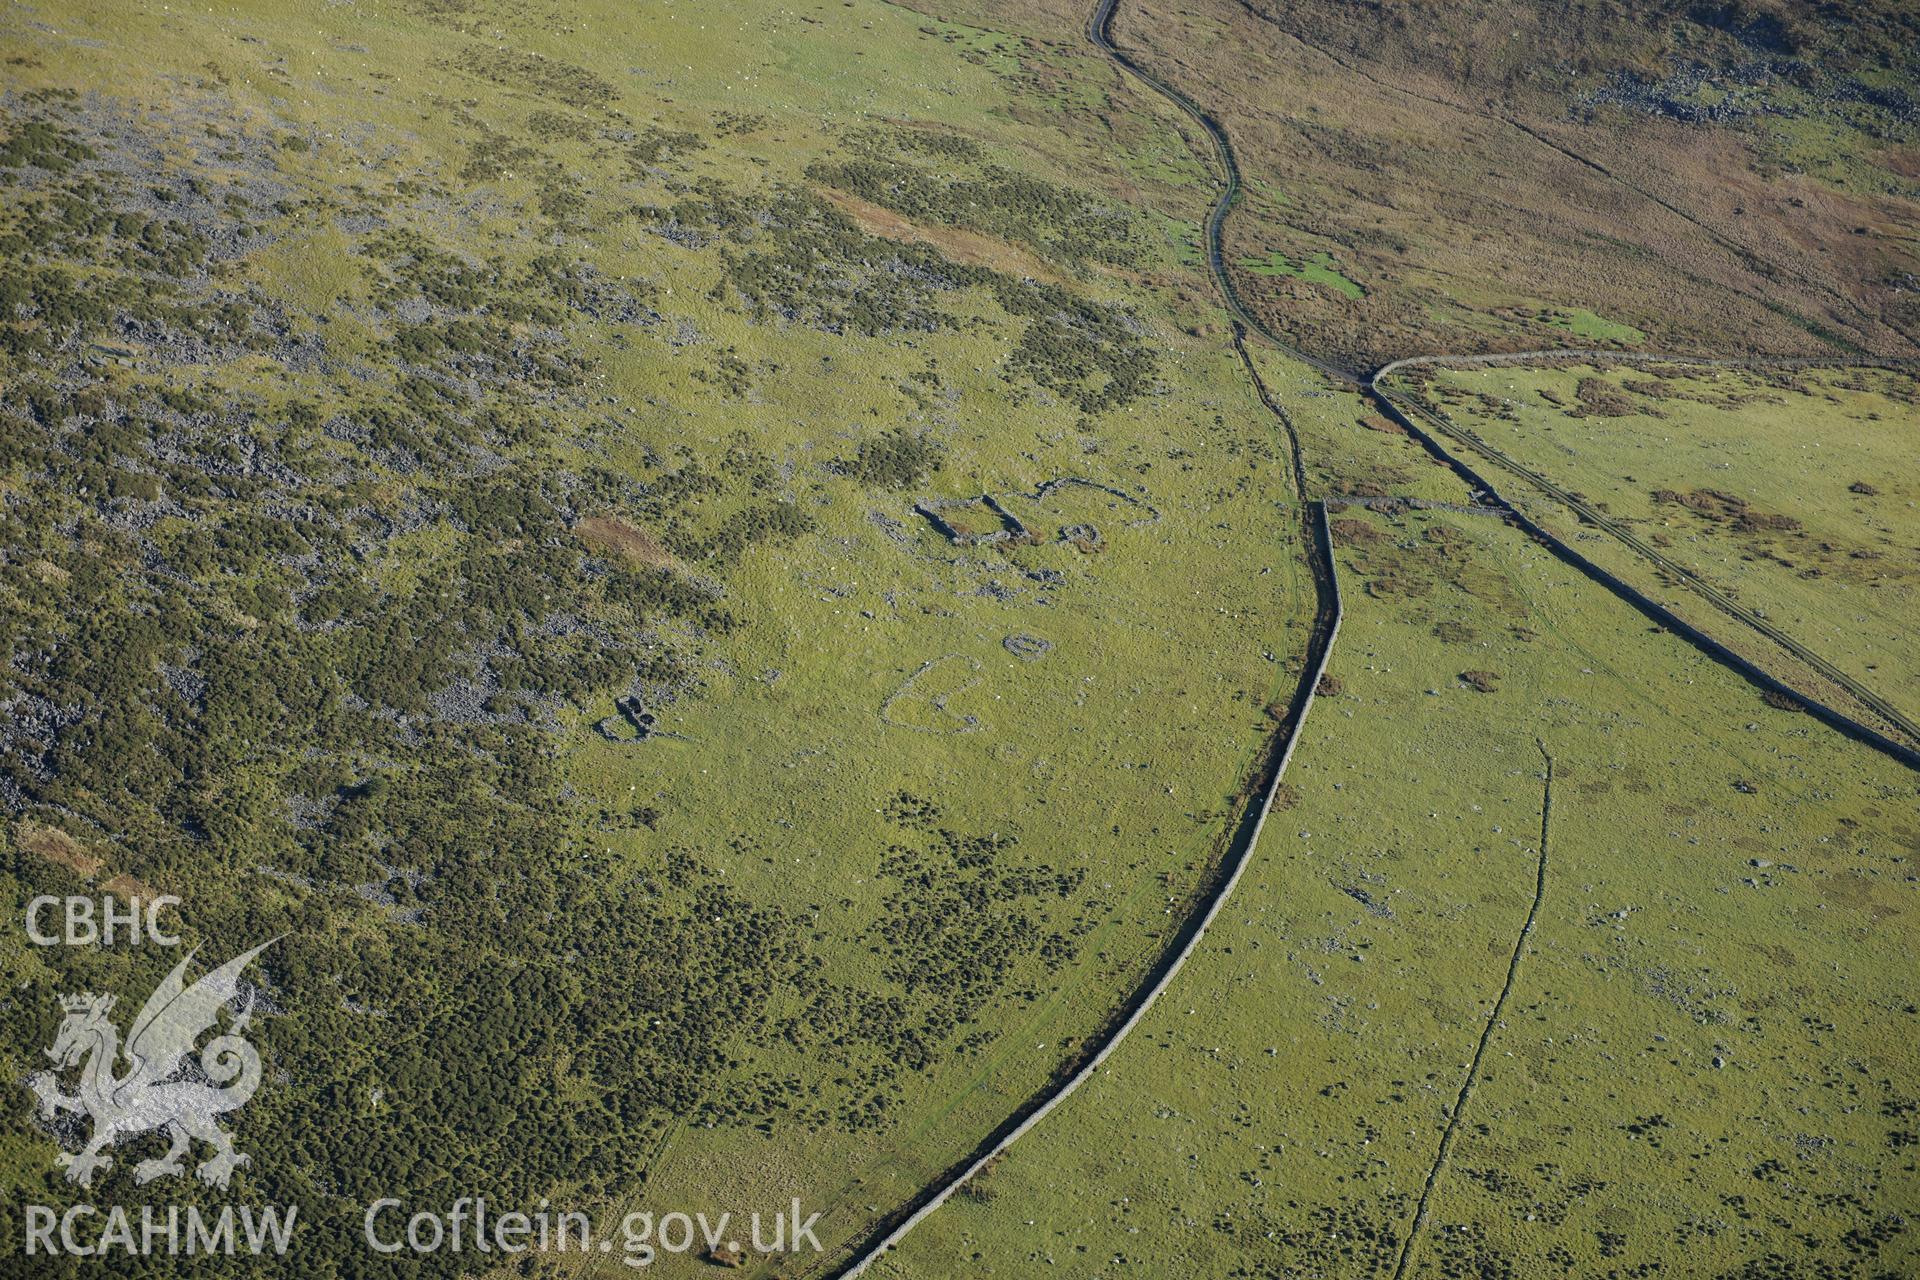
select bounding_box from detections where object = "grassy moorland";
[876,351,1920,1279]
[1412,361,1920,735]
[0,1,1321,1273]
[929,0,1920,369]
[1,0,1915,1278]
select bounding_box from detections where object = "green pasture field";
[0,0,1318,1272]
[875,365,1920,1276]
[1418,362,1920,732]
[1,2,1915,1278]
[1239,248,1366,300]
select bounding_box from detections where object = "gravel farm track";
[817,1,1920,1274]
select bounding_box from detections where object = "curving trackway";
[809,3,1348,1275]
[1089,0,1920,769]
[823,2,1920,1275]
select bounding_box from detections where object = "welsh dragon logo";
[26,939,279,1189]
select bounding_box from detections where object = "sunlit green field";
[2,2,1915,1278]
[1417,362,1920,732]
[876,364,1920,1277]
[0,0,1327,1273]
